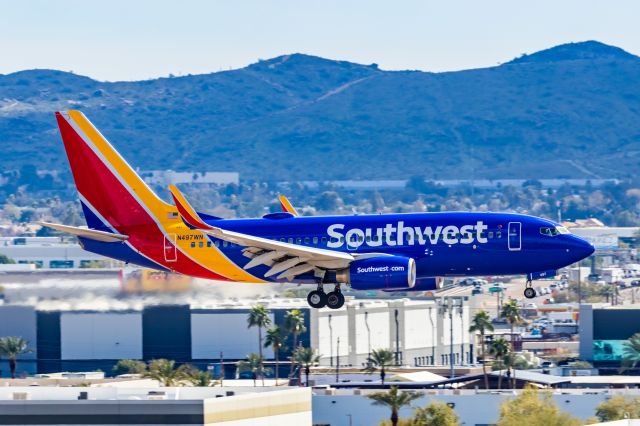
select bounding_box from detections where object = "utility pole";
[219,351,224,386]
[365,311,371,366]
[328,314,333,367]
[449,298,455,378]
[394,309,400,365]
[578,264,582,304]
[336,337,340,383]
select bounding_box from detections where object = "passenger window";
[322,237,327,245]
[496,231,502,238]
[366,236,371,242]
[215,240,220,247]
[207,242,211,247]
[296,237,302,244]
[288,238,293,244]
[304,237,310,244]
[190,242,195,248]
[339,237,344,243]
[199,242,204,248]
[313,237,318,244]
[488,231,494,239]
[223,241,228,247]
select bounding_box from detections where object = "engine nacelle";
[386,277,441,292]
[337,256,416,291]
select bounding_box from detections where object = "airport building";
[0,385,311,426]
[0,297,471,378]
[0,237,116,269]
[312,297,471,368]
[579,303,640,371]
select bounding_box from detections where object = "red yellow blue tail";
[55,110,238,280]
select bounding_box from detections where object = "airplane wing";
[37,222,129,243]
[169,185,378,280]
[278,195,299,216]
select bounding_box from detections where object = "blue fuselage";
[200,211,594,283]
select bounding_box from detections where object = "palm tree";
[113,359,147,375]
[247,305,271,385]
[501,299,522,389]
[143,359,188,386]
[237,353,271,387]
[367,386,422,426]
[0,336,30,379]
[264,325,287,382]
[469,310,494,390]
[622,332,640,371]
[364,348,394,384]
[294,346,319,387]
[181,365,215,387]
[285,309,307,376]
[501,299,522,351]
[489,338,511,390]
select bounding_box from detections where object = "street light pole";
[328,314,333,367]
[449,298,454,378]
[336,337,340,383]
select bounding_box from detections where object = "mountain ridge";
[1,41,639,181]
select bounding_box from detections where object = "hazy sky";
[1,0,638,81]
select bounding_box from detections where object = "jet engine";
[388,277,442,292]
[336,256,416,290]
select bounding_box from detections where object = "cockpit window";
[539,226,570,236]
[540,227,559,236]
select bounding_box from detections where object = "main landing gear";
[307,284,345,309]
[523,280,536,299]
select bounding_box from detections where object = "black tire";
[524,287,536,299]
[307,290,327,309]
[326,291,345,309]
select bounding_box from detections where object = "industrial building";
[312,297,471,368]
[579,303,640,371]
[0,237,116,269]
[0,385,310,426]
[0,296,471,378]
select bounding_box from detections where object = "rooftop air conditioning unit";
[12,392,30,400]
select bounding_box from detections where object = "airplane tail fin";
[55,110,174,232]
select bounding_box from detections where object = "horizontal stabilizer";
[37,222,128,243]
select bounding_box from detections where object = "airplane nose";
[567,235,595,262]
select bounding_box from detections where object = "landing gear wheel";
[307,290,327,309]
[326,291,345,309]
[524,287,536,299]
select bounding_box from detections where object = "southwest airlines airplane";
[40,111,595,309]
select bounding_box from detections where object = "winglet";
[278,195,299,216]
[168,185,212,230]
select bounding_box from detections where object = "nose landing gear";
[306,284,345,309]
[523,280,536,299]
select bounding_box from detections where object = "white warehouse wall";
[354,310,389,354]
[316,313,349,362]
[60,313,142,360]
[404,306,437,350]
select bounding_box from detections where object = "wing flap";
[168,185,355,277]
